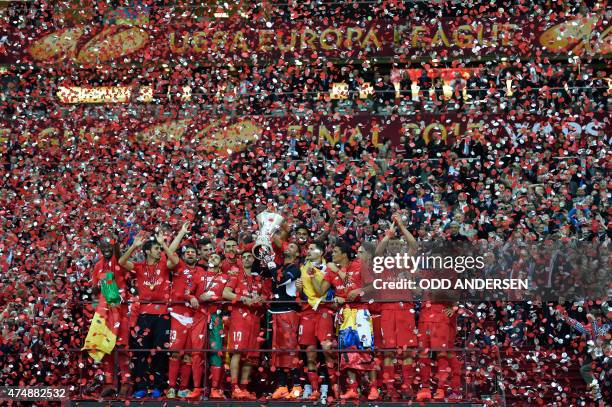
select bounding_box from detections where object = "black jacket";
[269,262,301,313]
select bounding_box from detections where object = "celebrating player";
[374,214,419,399]
[312,241,379,401]
[190,251,228,399]
[223,251,270,400]
[166,222,203,399]
[415,241,463,402]
[296,241,335,403]
[269,243,302,399]
[220,239,242,275]
[90,236,130,398]
[118,231,174,399]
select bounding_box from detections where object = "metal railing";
[68,298,506,404]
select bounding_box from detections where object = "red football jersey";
[419,301,456,324]
[324,259,367,308]
[226,270,270,316]
[193,268,229,314]
[377,263,416,311]
[169,259,202,316]
[417,265,456,322]
[133,258,171,314]
[220,257,242,276]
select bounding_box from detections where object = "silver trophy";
[252,212,284,266]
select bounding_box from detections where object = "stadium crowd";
[0,0,611,405]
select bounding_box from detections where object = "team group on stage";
[89,214,463,402]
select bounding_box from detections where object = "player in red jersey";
[416,301,461,401]
[118,231,173,399]
[190,251,228,400]
[415,243,462,402]
[223,251,270,400]
[374,214,419,400]
[91,236,130,398]
[314,241,379,401]
[295,241,335,403]
[165,222,204,399]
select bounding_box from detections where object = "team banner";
[1,12,610,66]
[2,112,608,154]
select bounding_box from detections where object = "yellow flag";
[300,260,327,310]
[82,309,118,363]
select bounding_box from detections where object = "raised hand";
[132,231,146,247]
[180,221,190,234]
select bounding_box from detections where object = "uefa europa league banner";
[2,112,608,155]
[1,13,610,66]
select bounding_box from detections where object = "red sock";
[419,358,432,388]
[402,362,415,390]
[326,362,338,386]
[119,353,130,384]
[169,359,181,387]
[307,371,319,392]
[192,354,203,389]
[180,363,192,389]
[449,354,462,389]
[435,357,450,388]
[210,366,223,389]
[102,357,115,384]
[375,374,383,388]
[382,365,395,388]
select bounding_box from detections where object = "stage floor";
[71,400,492,406]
